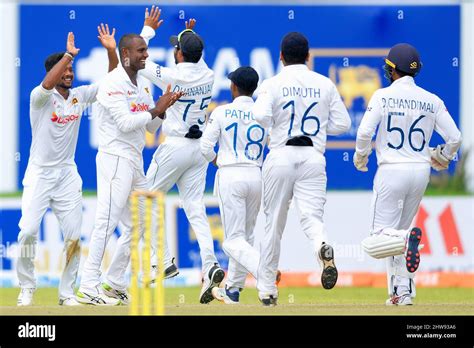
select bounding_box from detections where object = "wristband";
[64,52,75,61]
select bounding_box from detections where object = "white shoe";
[101,283,129,305]
[386,294,413,306]
[59,297,82,306]
[17,288,35,306]
[211,287,239,304]
[200,264,225,304]
[76,289,121,306]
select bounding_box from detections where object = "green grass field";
[1,287,473,315]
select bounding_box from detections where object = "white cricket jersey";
[28,83,98,167]
[356,76,462,165]
[139,26,214,138]
[96,65,161,169]
[252,64,351,157]
[201,96,267,168]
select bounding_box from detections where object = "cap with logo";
[169,29,204,57]
[227,66,259,94]
[385,43,422,76]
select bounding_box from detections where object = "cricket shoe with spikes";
[406,227,422,273]
[386,294,413,306]
[259,294,278,307]
[59,297,82,306]
[199,264,225,304]
[101,283,130,305]
[76,288,121,306]
[212,287,240,304]
[17,288,35,306]
[319,243,338,289]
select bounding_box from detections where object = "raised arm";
[141,5,163,45]
[42,32,79,90]
[97,23,118,72]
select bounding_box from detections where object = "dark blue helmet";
[384,43,422,79]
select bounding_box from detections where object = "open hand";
[66,32,80,56]
[154,85,185,116]
[185,18,196,30]
[144,5,163,30]
[97,23,116,51]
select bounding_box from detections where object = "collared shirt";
[252,64,351,158]
[28,83,98,167]
[200,96,267,168]
[96,65,161,169]
[356,76,462,165]
[139,26,214,138]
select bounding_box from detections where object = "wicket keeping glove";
[353,151,370,172]
[430,145,450,171]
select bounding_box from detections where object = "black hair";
[236,85,255,97]
[182,51,201,64]
[44,52,66,72]
[118,34,144,60]
[281,32,309,65]
[395,68,415,78]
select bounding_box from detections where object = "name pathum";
[18,322,56,341]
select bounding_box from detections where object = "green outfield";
[1,287,473,315]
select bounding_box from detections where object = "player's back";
[258,64,348,155]
[371,76,443,164]
[160,61,214,138]
[213,96,267,168]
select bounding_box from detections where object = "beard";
[58,83,72,89]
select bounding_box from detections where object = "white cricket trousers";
[216,166,262,289]
[257,146,328,297]
[370,162,430,296]
[80,152,147,293]
[17,164,82,300]
[146,136,218,274]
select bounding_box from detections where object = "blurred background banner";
[16,4,460,191]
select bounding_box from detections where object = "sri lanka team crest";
[130,102,149,112]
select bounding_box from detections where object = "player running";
[354,43,462,306]
[136,7,224,304]
[252,32,351,306]
[76,32,182,306]
[200,67,266,304]
[17,26,118,306]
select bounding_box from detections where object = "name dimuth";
[18,322,56,342]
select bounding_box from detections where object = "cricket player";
[200,67,266,304]
[253,32,351,306]
[76,32,183,305]
[137,8,224,304]
[17,26,118,306]
[354,43,462,305]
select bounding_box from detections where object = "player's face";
[58,63,74,89]
[127,37,149,71]
[174,47,184,65]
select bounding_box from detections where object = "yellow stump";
[129,190,166,316]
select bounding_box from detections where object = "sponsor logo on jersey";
[51,112,80,124]
[130,102,149,112]
[127,90,137,96]
[144,87,150,94]
[71,97,79,105]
